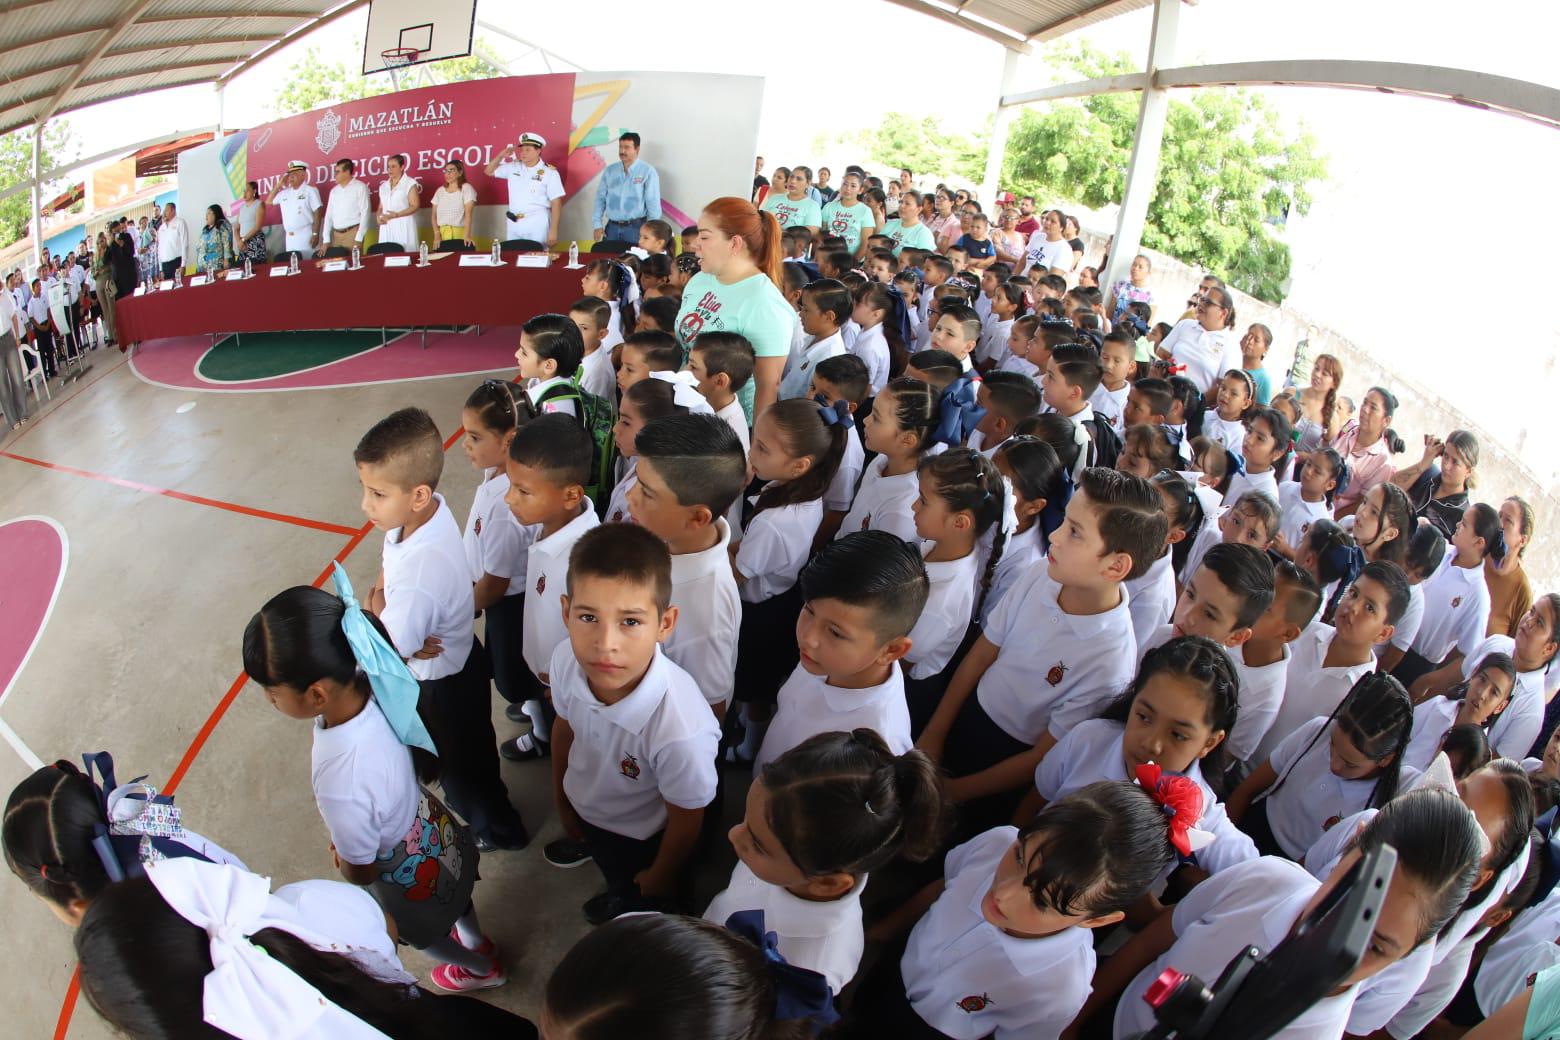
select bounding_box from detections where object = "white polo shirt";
[604,462,637,525]
[462,468,530,595]
[836,453,920,544]
[703,860,866,994]
[1124,551,1175,652]
[904,549,980,680]
[981,523,1043,628]
[578,347,616,402]
[823,424,864,514]
[849,322,890,393]
[977,569,1137,743]
[1116,856,1358,1040]
[381,495,474,681]
[1224,467,1279,509]
[1383,582,1425,654]
[714,399,751,453]
[736,496,822,604]
[1251,621,1377,766]
[754,662,911,774]
[1263,716,1398,859]
[1403,697,1461,774]
[310,698,420,865]
[1384,930,1480,1039]
[903,826,1095,1039]
[1034,718,1258,877]
[521,501,599,680]
[1088,382,1129,433]
[1411,556,1492,666]
[551,643,720,839]
[1201,413,1247,457]
[1477,885,1560,1017]
[1181,521,1221,586]
[781,331,846,401]
[1464,633,1543,758]
[1278,480,1332,551]
[525,375,579,418]
[976,317,1013,368]
[662,519,741,708]
[1228,643,1290,765]
[1159,319,1241,395]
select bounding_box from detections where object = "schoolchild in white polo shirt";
[514,313,584,419]
[1228,671,1417,860]
[505,414,600,762]
[753,532,928,773]
[708,729,951,994]
[838,376,946,545]
[1402,651,1516,774]
[808,355,870,546]
[353,408,526,851]
[1472,858,1560,1023]
[544,524,720,925]
[1396,502,1503,693]
[980,438,1061,629]
[627,412,747,721]
[606,377,689,525]
[970,370,1042,458]
[919,468,1167,834]
[1377,525,1445,672]
[782,280,850,401]
[687,332,756,455]
[568,297,617,402]
[847,778,1200,1040]
[728,399,845,763]
[1123,475,1192,647]
[1225,561,1320,766]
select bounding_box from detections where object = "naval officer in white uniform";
[266,159,323,259]
[484,131,565,248]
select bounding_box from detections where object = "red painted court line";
[0,451,362,536]
[5,355,129,450]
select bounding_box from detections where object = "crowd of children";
[7,175,1560,1040]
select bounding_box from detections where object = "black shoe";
[500,733,548,761]
[543,838,592,869]
[504,703,529,723]
[583,891,633,926]
[475,824,530,853]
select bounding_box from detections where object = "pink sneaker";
[429,957,507,992]
[448,926,496,957]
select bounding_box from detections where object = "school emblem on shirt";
[1452,596,1462,608]
[956,993,993,1014]
[620,754,641,780]
[536,575,546,596]
[1323,814,1342,832]
[1046,662,1069,686]
[474,518,482,536]
[861,514,872,531]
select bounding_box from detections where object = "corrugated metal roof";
[0,0,368,138]
[881,0,1154,49]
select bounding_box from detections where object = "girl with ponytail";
[581,257,638,345]
[707,729,951,993]
[1400,501,1504,695]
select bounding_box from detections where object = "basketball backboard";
[362,0,476,75]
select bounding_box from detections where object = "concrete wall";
[1080,232,1560,592]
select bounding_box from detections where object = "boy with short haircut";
[1378,526,1445,673]
[1090,330,1136,432]
[637,218,674,258]
[1045,342,1120,472]
[917,282,967,351]
[930,302,982,371]
[504,414,601,763]
[1036,273,1067,300]
[809,353,871,545]
[866,248,896,284]
[1135,542,1274,664]
[628,413,747,719]
[636,295,680,334]
[568,296,616,401]
[1252,559,1411,765]
[616,329,681,394]
[680,225,698,255]
[904,349,962,394]
[816,248,852,282]
[545,522,720,924]
[946,244,969,275]
[866,233,896,255]
[753,532,931,771]
[919,254,952,326]
[688,331,755,452]
[781,228,806,262]
[973,370,1042,456]
[954,213,997,271]
[1227,561,1320,766]
[789,226,814,262]
[782,278,850,400]
[1122,376,1173,429]
[355,407,527,850]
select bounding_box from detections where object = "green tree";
[271,39,508,118]
[1002,42,1327,303]
[0,121,79,248]
[820,112,990,185]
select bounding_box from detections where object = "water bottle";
[351,244,361,270]
[491,240,501,265]
[419,242,429,267]
[568,241,579,268]
[173,267,182,288]
[290,253,299,275]
[244,257,252,279]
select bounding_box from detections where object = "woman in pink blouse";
[1332,386,1405,516]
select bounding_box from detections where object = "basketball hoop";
[381,46,421,69]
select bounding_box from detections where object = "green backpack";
[534,372,618,517]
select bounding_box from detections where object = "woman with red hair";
[673,197,796,422]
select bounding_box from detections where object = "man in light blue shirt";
[592,132,662,244]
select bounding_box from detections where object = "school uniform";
[1465,633,1544,758]
[850,322,890,393]
[1277,480,1331,550]
[1169,423,1195,465]
[464,469,535,705]
[840,318,861,353]
[1088,382,1130,433]
[1476,885,1560,1018]
[1403,697,1463,774]
[1223,467,1278,508]
[1383,931,1483,1039]
[995,352,1039,379]
[521,502,600,682]
[663,519,741,709]
[905,550,980,681]
[733,497,821,705]
[1124,551,1175,652]
[578,347,615,402]
[781,330,845,400]
[980,523,1043,628]
[1251,621,1377,766]
[753,661,911,774]
[714,398,751,453]
[604,462,637,525]
[1115,856,1361,1040]
[904,827,1096,1039]
[823,424,865,515]
[1201,413,1247,456]
[1378,582,1425,661]
[1036,719,1258,877]
[525,374,579,418]
[976,317,1013,369]
[1228,643,1290,765]
[1406,556,1491,672]
[837,454,921,544]
[551,643,720,895]
[703,861,866,994]
[603,300,626,350]
[1258,716,1396,859]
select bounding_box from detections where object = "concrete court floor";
[0,343,745,1038]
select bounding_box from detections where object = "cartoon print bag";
[368,787,478,948]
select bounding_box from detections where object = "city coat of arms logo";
[315,108,342,154]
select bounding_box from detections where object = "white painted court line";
[0,715,43,770]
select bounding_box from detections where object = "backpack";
[1082,413,1122,471]
[535,372,619,516]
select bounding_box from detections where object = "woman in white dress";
[376,153,422,251]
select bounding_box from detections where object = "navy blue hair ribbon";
[885,284,915,348]
[931,371,986,448]
[724,911,840,1031]
[1038,464,1075,544]
[817,399,851,427]
[1223,448,1247,478]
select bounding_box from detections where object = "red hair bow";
[1134,763,1205,858]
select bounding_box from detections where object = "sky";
[34,0,1560,475]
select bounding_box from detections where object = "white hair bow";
[649,369,714,415]
[147,860,392,1040]
[1066,411,1094,483]
[997,473,1019,537]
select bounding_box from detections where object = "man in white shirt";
[24,279,55,378]
[0,279,27,425]
[155,203,189,279]
[485,131,566,247]
[322,158,372,250]
[267,160,324,259]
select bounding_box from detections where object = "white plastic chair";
[19,338,50,404]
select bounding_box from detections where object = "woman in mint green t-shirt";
[880,190,936,256]
[759,167,823,236]
[675,198,796,423]
[820,172,882,260]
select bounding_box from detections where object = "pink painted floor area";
[130,325,523,392]
[0,517,66,705]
